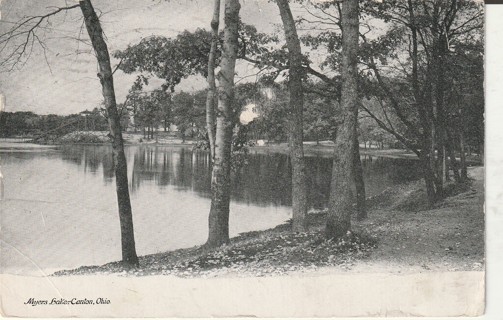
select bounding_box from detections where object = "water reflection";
[1,144,423,274]
[59,145,422,210]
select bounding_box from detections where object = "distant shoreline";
[0,136,483,165]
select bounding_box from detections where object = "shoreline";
[0,137,483,164]
[53,166,484,278]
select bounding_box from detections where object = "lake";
[0,143,422,275]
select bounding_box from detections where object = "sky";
[0,0,287,115]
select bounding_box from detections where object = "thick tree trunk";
[206,0,240,248]
[80,0,138,267]
[420,152,437,206]
[353,129,367,220]
[205,0,220,161]
[432,15,450,199]
[325,0,359,239]
[276,0,308,232]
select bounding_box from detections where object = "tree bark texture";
[353,127,367,220]
[276,0,308,232]
[325,0,359,239]
[433,30,447,198]
[80,0,139,266]
[407,0,442,205]
[420,152,438,205]
[446,129,461,182]
[459,130,468,181]
[206,0,240,248]
[205,0,220,161]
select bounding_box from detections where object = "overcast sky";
[0,0,288,114]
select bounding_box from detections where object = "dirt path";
[339,167,485,273]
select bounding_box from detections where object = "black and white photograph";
[0,0,496,317]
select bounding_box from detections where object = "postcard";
[0,0,494,317]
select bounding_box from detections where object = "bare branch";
[360,103,420,156]
[305,65,336,84]
[0,4,80,69]
[112,56,125,75]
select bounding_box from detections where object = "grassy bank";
[55,167,484,277]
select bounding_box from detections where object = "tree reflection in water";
[60,145,422,209]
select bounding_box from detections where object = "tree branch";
[0,4,80,69]
[360,103,420,156]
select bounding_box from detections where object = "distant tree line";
[0,109,109,138]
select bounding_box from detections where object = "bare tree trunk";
[446,129,461,182]
[353,127,367,220]
[420,152,437,206]
[326,0,359,239]
[459,130,468,181]
[443,145,448,182]
[205,0,220,161]
[206,0,240,248]
[478,136,484,164]
[80,0,138,267]
[406,0,442,205]
[276,0,308,232]
[433,13,450,199]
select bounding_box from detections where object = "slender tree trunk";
[479,136,484,164]
[443,145,449,182]
[420,154,436,205]
[206,0,220,161]
[206,0,240,248]
[446,129,461,182]
[326,0,359,239]
[80,0,138,267]
[433,13,450,199]
[276,0,308,232]
[407,0,440,205]
[353,127,367,220]
[459,130,468,181]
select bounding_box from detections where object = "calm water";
[0,143,421,275]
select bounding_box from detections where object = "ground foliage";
[54,223,376,277]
